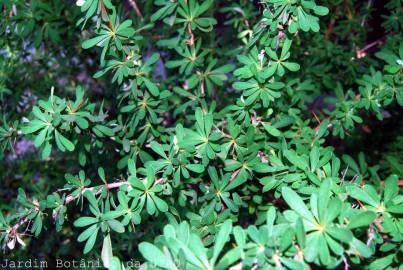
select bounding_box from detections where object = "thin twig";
[342,256,350,270]
[65,181,129,204]
[10,180,129,237]
[100,0,113,29]
[186,23,195,45]
[360,0,373,27]
[356,37,385,59]
[127,0,143,19]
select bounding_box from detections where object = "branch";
[9,180,129,239]
[11,216,29,235]
[360,0,373,27]
[127,0,143,20]
[65,181,129,204]
[100,0,113,29]
[186,23,195,46]
[356,37,385,59]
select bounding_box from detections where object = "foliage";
[0,0,402,269]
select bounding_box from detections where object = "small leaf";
[143,77,160,96]
[74,217,98,227]
[83,227,99,254]
[185,164,204,173]
[109,257,122,270]
[266,207,276,237]
[211,220,232,265]
[282,187,314,222]
[284,150,308,170]
[56,131,75,151]
[314,6,329,16]
[263,123,281,137]
[82,35,109,49]
[107,219,125,233]
[139,242,178,270]
[346,185,380,208]
[150,141,167,158]
[348,211,377,229]
[283,62,300,72]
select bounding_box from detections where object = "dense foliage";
[1,0,403,269]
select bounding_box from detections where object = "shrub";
[0,0,402,269]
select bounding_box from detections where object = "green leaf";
[94,125,115,137]
[297,7,310,32]
[74,217,98,227]
[369,254,394,270]
[21,120,46,134]
[282,62,300,72]
[282,187,314,222]
[84,190,99,210]
[342,155,360,173]
[310,147,320,172]
[78,224,98,242]
[103,211,123,220]
[55,131,75,152]
[211,220,232,265]
[185,164,204,173]
[34,127,48,147]
[151,4,173,22]
[76,117,89,129]
[32,214,43,237]
[145,53,160,66]
[281,39,292,58]
[32,106,47,122]
[305,233,320,262]
[150,141,167,158]
[107,219,125,233]
[284,150,308,170]
[143,77,160,96]
[351,238,373,258]
[109,257,122,270]
[347,211,377,229]
[146,195,156,215]
[83,227,99,254]
[152,194,168,212]
[346,185,380,208]
[263,123,281,137]
[139,242,178,270]
[128,159,136,175]
[326,227,352,243]
[82,35,109,49]
[314,6,329,16]
[266,207,276,237]
[318,178,330,221]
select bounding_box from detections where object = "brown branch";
[100,0,113,29]
[230,169,241,182]
[127,0,143,20]
[325,5,340,40]
[9,181,129,239]
[65,181,129,204]
[11,216,29,235]
[360,0,373,27]
[186,23,195,46]
[355,37,385,59]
